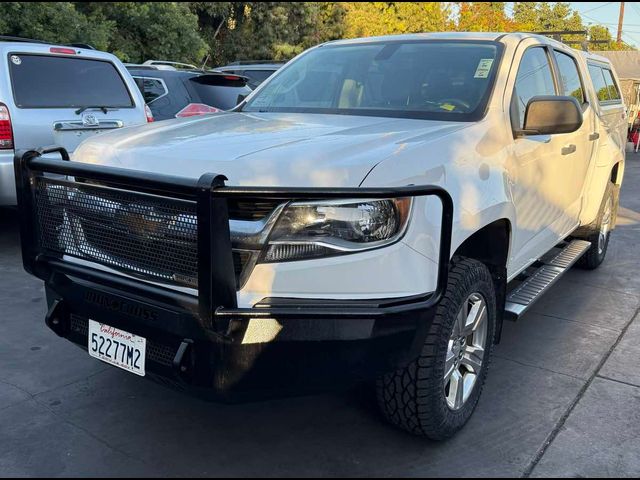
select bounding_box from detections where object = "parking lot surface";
[1,160,639,477]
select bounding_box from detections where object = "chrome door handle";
[561,144,576,155]
[588,132,600,141]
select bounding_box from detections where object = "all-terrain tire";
[376,257,496,440]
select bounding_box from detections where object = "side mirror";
[518,95,583,136]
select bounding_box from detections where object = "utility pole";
[617,2,625,46]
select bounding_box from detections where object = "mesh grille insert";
[34,177,263,290]
[36,177,200,287]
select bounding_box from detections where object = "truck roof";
[326,31,577,50]
[580,50,619,66]
[327,32,505,45]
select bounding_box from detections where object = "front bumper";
[15,147,453,399]
[43,260,438,399]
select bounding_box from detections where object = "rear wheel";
[577,182,614,270]
[376,257,496,440]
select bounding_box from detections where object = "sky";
[559,2,640,48]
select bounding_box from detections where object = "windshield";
[243,40,502,121]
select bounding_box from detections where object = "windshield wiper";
[75,106,111,115]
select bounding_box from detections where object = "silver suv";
[0,37,150,205]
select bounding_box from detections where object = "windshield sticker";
[474,59,494,78]
[440,103,456,111]
[10,55,21,66]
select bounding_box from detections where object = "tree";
[512,1,583,32]
[189,2,345,66]
[511,1,539,31]
[0,2,112,50]
[342,2,452,39]
[457,2,516,32]
[588,25,635,51]
[75,2,208,64]
[511,2,586,46]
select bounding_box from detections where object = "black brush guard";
[14,146,453,399]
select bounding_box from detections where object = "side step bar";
[504,240,591,321]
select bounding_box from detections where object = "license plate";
[88,320,146,376]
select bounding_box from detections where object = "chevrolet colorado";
[14,33,626,439]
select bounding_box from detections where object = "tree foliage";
[342,2,452,38]
[76,2,207,64]
[0,2,634,68]
[189,2,346,65]
[457,2,516,32]
[0,2,112,50]
[588,25,635,51]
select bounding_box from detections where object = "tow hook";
[172,339,194,381]
[45,298,69,337]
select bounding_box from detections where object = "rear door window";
[9,54,134,109]
[602,68,622,102]
[553,51,585,103]
[588,64,611,103]
[133,77,168,104]
[513,47,557,128]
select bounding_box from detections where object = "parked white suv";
[14,32,626,439]
[0,36,151,205]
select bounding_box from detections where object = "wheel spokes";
[444,344,457,383]
[448,370,465,410]
[462,297,486,337]
[461,345,484,374]
[444,292,489,411]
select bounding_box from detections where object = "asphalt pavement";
[1,159,639,477]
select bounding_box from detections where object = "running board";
[504,240,591,321]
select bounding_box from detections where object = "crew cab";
[14,33,626,439]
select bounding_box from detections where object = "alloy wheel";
[444,293,488,410]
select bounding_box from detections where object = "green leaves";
[0,2,207,64]
[0,2,633,69]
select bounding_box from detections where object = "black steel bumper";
[14,146,453,400]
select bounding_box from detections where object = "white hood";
[73,112,468,187]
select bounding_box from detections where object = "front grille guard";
[15,146,454,337]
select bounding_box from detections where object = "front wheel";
[376,257,496,440]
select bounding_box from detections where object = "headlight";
[262,198,412,262]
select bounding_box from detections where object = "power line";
[579,11,640,48]
[582,2,615,15]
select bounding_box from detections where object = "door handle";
[561,144,576,155]
[588,132,600,141]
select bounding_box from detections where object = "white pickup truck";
[15,32,626,439]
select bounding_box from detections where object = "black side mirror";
[518,95,583,136]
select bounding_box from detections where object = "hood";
[73,112,468,187]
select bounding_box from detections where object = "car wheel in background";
[577,182,615,270]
